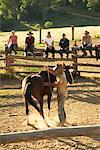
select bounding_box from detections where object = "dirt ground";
[0,76,100,150]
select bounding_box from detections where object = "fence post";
[0,16,1,31]
[72,41,79,76]
[71,25,74,41]
[5,55,15,73]
[39,28,42,44]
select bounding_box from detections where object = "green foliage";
[0,70,16,79]
[95,34,100,39]
[44,21,53,28]
[0,0,100,31]
[34,23,41,30]
[1,18,15,31]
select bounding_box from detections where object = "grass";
[0,65,42,79]
[95,34,100,39]
[0,69,17,79]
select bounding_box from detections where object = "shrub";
[95,34,100,39]
[34,23,41,30]
[1,18,15,31]
[44,21,53,29]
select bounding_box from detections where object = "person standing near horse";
[45,32,55,59]
[81,30,93,56]
[45,64,69,126]
[25,31,35,56]
[7,30,18,54]
[59,33,69,59]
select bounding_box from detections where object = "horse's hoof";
[71,123,78,126]
[43,119,49,127]
[57,122,66,127]
[27,120,30,125]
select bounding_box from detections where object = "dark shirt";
[59,38,69,49]
[25,36,35,46]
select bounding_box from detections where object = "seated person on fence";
[81,30,93,56]
[7,30,18,54]
[25,31,35,56]
[59,33,69,59]
[45,32,55,59]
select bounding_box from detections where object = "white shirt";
[45,37,54,47]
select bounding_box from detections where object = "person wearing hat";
[59,33,69,59]
[81,30,93,56]
[44,64,68,126]
[45,32,55,59]
[25,31,35,56]
[7,30,18,54]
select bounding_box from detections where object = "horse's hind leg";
[39,98,44,119]
[25,100,30,124]
[24,83,40,113]
[25,100,29,115]
[39,97,50,127]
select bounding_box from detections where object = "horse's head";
[63,63,74,84]
[53,63,74,84]
[53,64,64,75]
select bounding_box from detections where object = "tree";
[86,0,100,12]
[0,0,21,20]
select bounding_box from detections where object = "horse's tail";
[22,75,31,94]
[24,81,40,116]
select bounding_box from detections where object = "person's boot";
[52,54,55,59]
[46,55,48,58]
[82,51,87,57]
[15,51,17,55]
[60,54,63,59]
[66,54,69,59]
[89,50,93,57]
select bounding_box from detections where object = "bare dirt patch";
[0,77,100,150]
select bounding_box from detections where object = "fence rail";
[78,63,100,67]
[0,46,100,75]
[0,125,100,144]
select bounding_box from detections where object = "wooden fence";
[0,48,77,75]
[0,47,100,75]
[0,125,100,144]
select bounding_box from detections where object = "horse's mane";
[38,71,56,83]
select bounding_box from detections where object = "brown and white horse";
[22,64,73,123]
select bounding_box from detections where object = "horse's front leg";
[39,97,44,119]
[39,96,50,127]
[47,93,52,117]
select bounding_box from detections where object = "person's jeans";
[9,44,17,54]
[57,94,66,122]
[82,44,92,55]
[25,45,34,56]
[59,48,69,58]
[45,47,55,58]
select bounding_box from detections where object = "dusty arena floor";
[0,77,100,150]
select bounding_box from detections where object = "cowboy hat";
[27,31,33,35]
[11,30,15,33]
[84,31,89,34]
